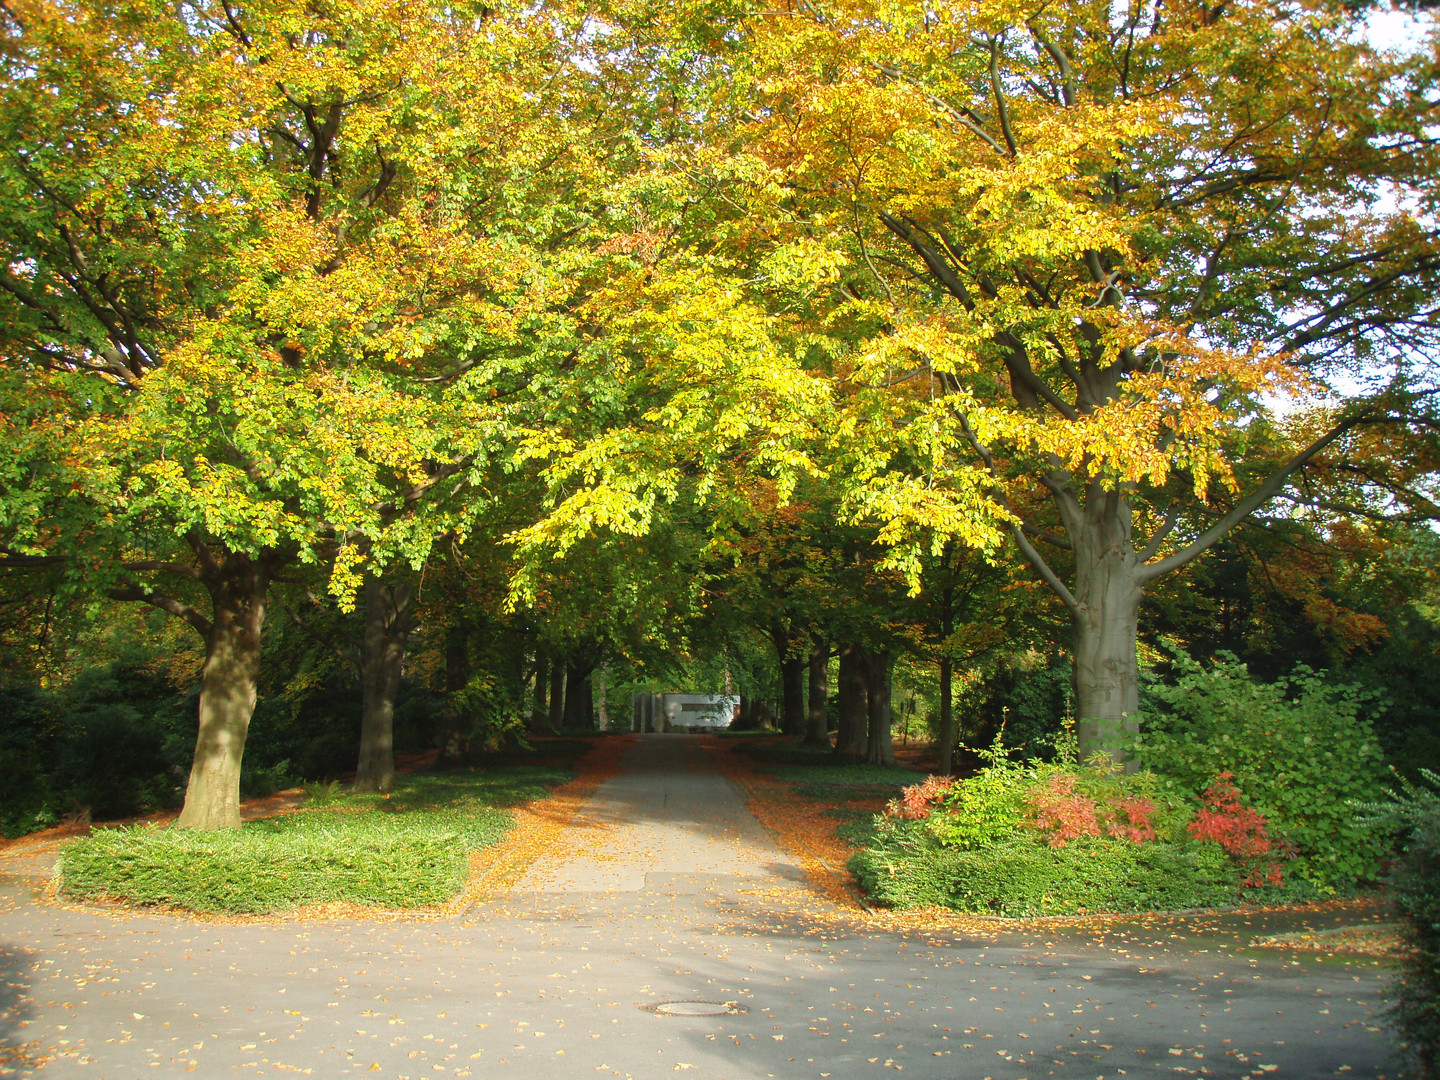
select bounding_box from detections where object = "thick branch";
[109,584,212,639]
[1137,413,1372,583]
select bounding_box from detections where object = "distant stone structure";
[631,693,739,733]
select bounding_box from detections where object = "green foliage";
[927,765,1026,849]
[0,656,195,836]
[1132,652,1390,889]
[850,820,1238,916]
[773,763,921,802]
[58,826,468,914]
[1356,770,1440,1077]
[303,780,343,806]
[57,764,571,914]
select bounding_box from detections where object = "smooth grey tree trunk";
[353,573,414,794]
[1066,493,1145,761]
[865,650,896,766]
[176,553,271,830]
[804,638,829,745]
[833,643,869,760]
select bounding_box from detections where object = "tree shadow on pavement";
[0,943,39,1077]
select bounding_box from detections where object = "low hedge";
[59,824,470,913]
[850,823,1238,916]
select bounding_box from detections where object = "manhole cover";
[645,1000,747,1017]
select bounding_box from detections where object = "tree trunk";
[595,666,609,730]
[548,659,566,730]
[865,649,895,766]
[353,573,415,794]
[780,655,806,736]
[564,663,594,728]
[1063,495,1146,763]
[833,642,869,761]
[1072,578,1142,763]
[938,654,955,776]
[436,624,470,768]
[176,553,271,830]
[804,637,829,746]
[531,651,549,734]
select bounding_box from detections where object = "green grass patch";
[769,764,922,802]
[58,763,572,914]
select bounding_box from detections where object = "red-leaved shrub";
[1024,774,1159,848]
[888,775,955,820]
[1108,796,1159,843]
[1187,772,1283,886]
[1026,774,1101,847]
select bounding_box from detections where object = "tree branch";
[109,584,212,639]
[1137,412,1374,583]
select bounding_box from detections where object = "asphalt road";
[0,735,1400,1079]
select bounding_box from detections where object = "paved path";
[0,735,1401,1079]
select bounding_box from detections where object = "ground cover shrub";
[57,763,572,914]
[850,727,1247,915]
[59,826,468,913]
[1132,653,1389,889]
[850,821,1237,915]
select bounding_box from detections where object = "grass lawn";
[58,755,578,915]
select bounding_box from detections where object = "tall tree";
[0,0,618,824]
[614,0,1440,758]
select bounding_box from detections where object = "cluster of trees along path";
[0,0,1436,828]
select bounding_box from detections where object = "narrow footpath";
[0,734,1399,1080]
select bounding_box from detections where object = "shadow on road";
[0,941,38,1074]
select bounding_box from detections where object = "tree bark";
[1072,573,1143,762]
[548,659,566,730]
[176,552,271,830]
[353,573,414,794]
[595,666,609,730]
[780,654,806,736]
[564,663,594,728]
[833,643,869,760]
[938,654,955,776]
[865,649,896,766]
[436,624,470,768]
[804,637,829,746]
[531,651,549,734]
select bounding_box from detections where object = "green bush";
[1132,652,1389,889]
[850,820,1238,916]
[1357,771,1440,1077]
[927,765,1026,849]
[59,825,468,913]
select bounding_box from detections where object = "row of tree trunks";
[563,662,595,728]
[831,642,895,765]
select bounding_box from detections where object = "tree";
[0,0,616,824]
[616,0,1439,758]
